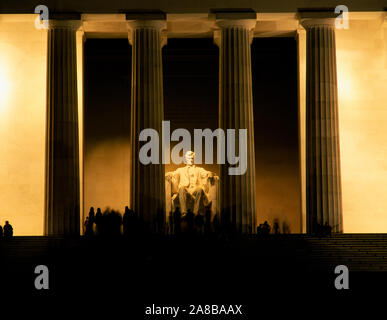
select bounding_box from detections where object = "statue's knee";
[193,187,204,195]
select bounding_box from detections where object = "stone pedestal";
[45,16,81,235]
[127,14,166,230]
[302,16,343,233]
[215,14,257,233]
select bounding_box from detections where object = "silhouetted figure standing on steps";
[84,217,90,235]
[3,221,13,239]
[173,207,181,234]
[168,211,173,235]
[95,208,103,235]
[185,209,195,233]
[0,224,3,239]
[323,222,332,237]
[123,206,130,236]
[195,214,204,234]
[273,219,280,235]
[263,221,271,235]
[257,221,271,236]
[85,207,95,236]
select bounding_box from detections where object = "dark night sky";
[84,37,301,231]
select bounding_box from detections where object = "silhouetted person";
[168,211,174,235]
[111,210,122,236]
[185,209,195,233]
[313,222,323,237]
[262,221,271,235]
[273,219,280,234]
[194,213,204,234]
[212,214,220,235]
[282,221,291,234]
[0,225,3,239]
[123,206,131,236]
[95,208,103,235]
[173,207,182,234]
[257,221,271,236]
[85,207,95,236]
[84,216,90,235]
[204,207,212,234]
[3,221,13,239]
[323,222,332,237]
[101,209,122,237]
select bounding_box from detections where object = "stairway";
[301,234,387,271]
[1,234,387,272]
[0,236,64,264]
[254,234,387,272]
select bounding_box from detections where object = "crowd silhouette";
[84,207,124,237]
[83,205,229,238]
[0,221,13,240]
[0,210,333,239]
[83,205,335,238]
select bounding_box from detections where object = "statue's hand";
[165,172,173,182]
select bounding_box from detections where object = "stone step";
[2,235,387,272]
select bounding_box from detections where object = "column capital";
[47,12,82,30]
[125,11,167,46]
[298,8,338,29]
[212,10,257,46]
[212,10,257,30]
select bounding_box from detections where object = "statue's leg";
[178,187,188,213]
[193,187,206,214]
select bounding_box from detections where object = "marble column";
[215,14,257,233]
[127,14,166,230]
[45,16,81,236]
[301,16,343,233]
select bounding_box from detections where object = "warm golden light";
[336,18,387,232]
[84,139,130,215]
[0,15,47,235]
[0,71,12,108]
[337,71,354,101]
[1,14,386,234]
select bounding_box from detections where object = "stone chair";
[165,172,220,221]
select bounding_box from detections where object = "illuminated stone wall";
[336,18,387,232]
[0,15,46,235]
[0,15,84,235]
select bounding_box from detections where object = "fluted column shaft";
[303,19,343,233]
[45,19,81,235]
[127,19,166,229]
[216,19,257,233]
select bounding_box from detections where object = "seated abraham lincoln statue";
[165,151,219,216]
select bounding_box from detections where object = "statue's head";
[184,151,195,165]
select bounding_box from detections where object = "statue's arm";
[171,170,180,194]
[200,168,214,178]
[166,170,179,194]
